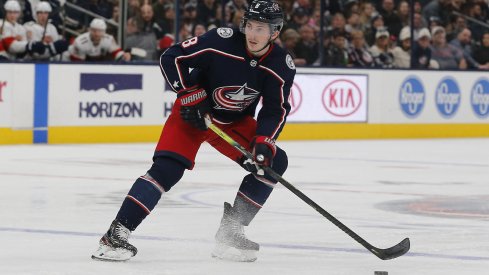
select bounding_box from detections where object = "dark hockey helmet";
[240,0,284,34]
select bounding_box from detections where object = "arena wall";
[1,63,488,144]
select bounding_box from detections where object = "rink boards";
[1,63,488,144]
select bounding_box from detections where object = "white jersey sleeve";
[101,34,124,60]
[69,32,123,61]
[24,21,60,42]
[69,32,90,60]
[1,21,28,56]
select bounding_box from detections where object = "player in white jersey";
[69,18,131,62]
[0,0,46,60]
[23,1,68,60]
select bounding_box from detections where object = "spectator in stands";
[412,12,426,39]
[24,2,68,60]
[391,26,411,68]
[230,4,245,28]
[445,14,466,42]
[428,16,442,29]
[422,0,448,26]
[308,9,322,33]
[197,0,218,28]
[192,23,206,37]
[226,0,248,24]
[378,0,402,37]
[276,0,293,22]
[412,28,433,69]
[294,23,319,65]
[449,0,464,12]
[345,11,362,35]
[106,3,120,37]
[126,16,138,35]
[215,3,234,28]
[369,27,394,68]
[343,0,360,15]
[475,0,489,17]
[68,18,131,62]
[160,3,175,37]
[359,1,375,30]
[286,7,310,31]
[414,1,423,14]
[128,0,141,19]
[466,2,486,41]
[321,0,341,16]
[348,29,374,67]
[181,2,198,38]
[153,0,171,22]
[397,1,410,29]
[281,28,306,66]
[135,4,165,39]
[293,0,313,15]
[329,12,346,33]
[450,28,489,69]
[125,4,162,61]
[473,32,489,68]
[323,29,348,67]
[365,13,384,46]
[430,26,467,69]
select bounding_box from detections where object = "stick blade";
[372,238,410,260]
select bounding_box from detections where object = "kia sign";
[322,79,362,117]
[285,74,368,122]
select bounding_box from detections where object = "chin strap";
[248,41,271,54]
[248,33,276,54]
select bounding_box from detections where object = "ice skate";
[212,202,259,262]
[91,220,137,262]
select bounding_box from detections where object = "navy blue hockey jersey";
[159,27,296,140]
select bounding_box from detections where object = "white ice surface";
[1,139,488,274]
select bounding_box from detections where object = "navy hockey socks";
[237,147,288,211]
[116,157,186,231]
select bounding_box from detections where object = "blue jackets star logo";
[212,83,260,111]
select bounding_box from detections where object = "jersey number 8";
[182,37,198,48]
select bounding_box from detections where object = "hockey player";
[1,0,46,60]
[68,18,130,62]
[23,2,68,60]
[92,0,295,262]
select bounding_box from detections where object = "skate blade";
[91,244,134,262]
[211,243,257,262]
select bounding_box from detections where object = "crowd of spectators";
[1,0,489,69]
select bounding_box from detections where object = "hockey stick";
[41,19,51,43]
[204,117,410,260]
